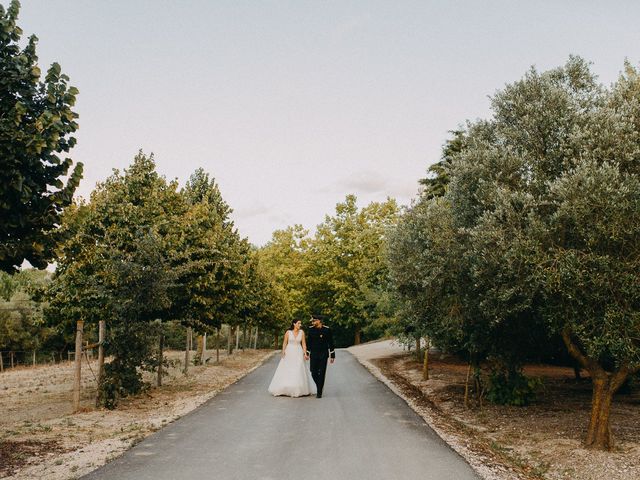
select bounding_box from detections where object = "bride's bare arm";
[281,331,288,357]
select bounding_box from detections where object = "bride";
[268,320,317,397]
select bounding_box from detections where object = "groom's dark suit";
[306,325,335,397]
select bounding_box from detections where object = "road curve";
[83,350,479,480]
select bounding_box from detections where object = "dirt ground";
[0,348,274,479]
[374,351,640,480]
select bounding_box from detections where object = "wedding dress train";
[268,330,317,397]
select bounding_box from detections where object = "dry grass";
[0,348,275,480]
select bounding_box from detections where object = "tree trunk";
[561,327,632,450]
[464,363,471,409]
[226,325,233,355]
[585,370,629,450]
[274,333,279,350]
[195,335,204,365]
[73,320,84,413]
[422,342,429,381]
[10,351,14,368]
[254,327,259,349]
[235,326,240,351]
[157,333,164,387]
[354,326,361,345]
[96,320,106,407]
[184,326,192,374]
[0,351,4,372]
[32,350,36,366]
[415,337,422,362]
[474,367,483,409]
[242,323,247,351]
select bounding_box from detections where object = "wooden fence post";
[184,326,192,374]
[157,333,164,387]
[73,320,84,413]
[202,333,207,364]
[95,320,106,407]
[97,320,105,381]
[216,327,220,363]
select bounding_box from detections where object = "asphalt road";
[83,351,479,480]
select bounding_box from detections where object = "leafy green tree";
[236,252,286,344]
[419,129,466,200]
[394,57,640,448]
[434,58,602,395]
[46,152,185,406]
[308,195,399,345]
[537,162,640,447]
[256,225,312,324]
[0,291,43,354]
[0,268,69,364]
[0,0,83,272]
[388,198,468,354]
[98,231,175,406]
[456,58,640,445]
[168,167,252,362]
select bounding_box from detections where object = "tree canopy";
[0,0,83,272]
[389,57,640,449]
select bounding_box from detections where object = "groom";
[306,314,335,398]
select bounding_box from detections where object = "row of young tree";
[388,57,640,450]
[256,195,399,347]
[44,154,287,407]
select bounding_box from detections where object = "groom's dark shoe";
[316,392,322,398]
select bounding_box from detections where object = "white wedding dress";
[268,330,317,397]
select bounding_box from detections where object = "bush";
[486,369,542,406]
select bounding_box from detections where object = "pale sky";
[18,1,640,245]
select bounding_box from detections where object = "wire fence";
[0,348,96,372]
[0,324,271,374]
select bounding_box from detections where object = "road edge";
[347,351,517,480]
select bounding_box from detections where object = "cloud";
[328,171,419,200]
[234,203,270,219]
[339,171,388,193]
[267,212,294,224]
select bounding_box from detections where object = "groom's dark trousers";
[309,354,329,395]
[306,325,335,395]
